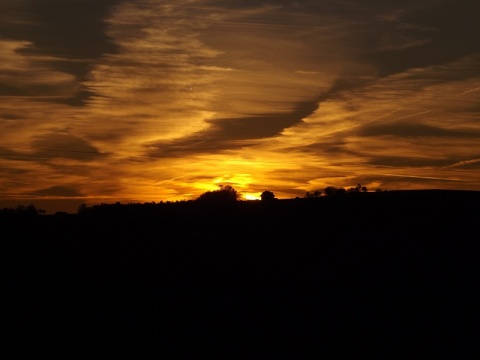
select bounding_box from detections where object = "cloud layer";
[1,0,479,212]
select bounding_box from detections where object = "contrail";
[445,158,480,168]
[370,172,460,181]
[459,86,480,95]
[388,110,433,121]
[155,175,187,185]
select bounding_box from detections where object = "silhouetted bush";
[0,204,39,218]
[324,186,345,196]
[260,190,276,202]
[304,190,321,198]
[196,185,239,204]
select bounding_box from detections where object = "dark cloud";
[0,146,19,159]
[0,82,30,97]
[358,123,480,138]
[0,146,42,162]
[27,185,83,197]
[298,139,349,156]
[0,164,29,177]
[4,0,120,59]
[207,100,319,139]
[369,156,456,168]
[0,0,122,105]
[217,0,480,80]
[365,0,480,75]
[146,99,319,157]
[32,133,102,161]
[370,175,460,189]
[1,136,101,161]
[0,113,23,120]
[0,79,72,98]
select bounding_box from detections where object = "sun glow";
[245,194,260,200]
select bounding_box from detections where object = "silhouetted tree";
[324,186,338,196]
[324,186,347,196]
[77,203,88,214]
[11,204,39,217]
[305,190,321,198]
[197,185,239,203]
[347,184,367,193]
[260,190,276,202]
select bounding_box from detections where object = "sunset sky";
[1,0,479,213]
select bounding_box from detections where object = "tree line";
[0,204,46,217]
[1,184,374,217]
[305,184,370,198]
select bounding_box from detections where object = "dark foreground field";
[2,190,480,358]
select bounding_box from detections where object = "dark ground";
[2,190,480,359]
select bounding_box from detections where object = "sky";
[1,0,480,213]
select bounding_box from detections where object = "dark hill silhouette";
[2,189,480,358]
